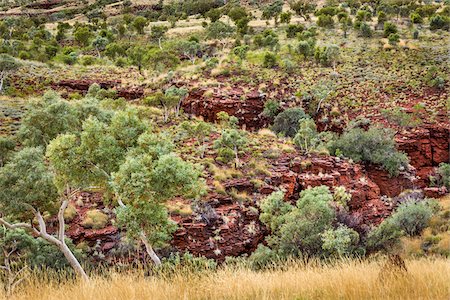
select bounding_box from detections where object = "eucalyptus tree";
[0,147,89,281]
[47,109,203,266]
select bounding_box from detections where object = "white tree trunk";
[140,232,161,266]
[0,199,89,282]
[117,200,161,267]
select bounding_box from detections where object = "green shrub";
[262,52,278,68]
[80,55,97,66]
[317,15,334,28]
[390,200,433,237]
[429,15,450,30]
[259,186,336,257]
[410,12,423,24]
[383,22,398,37]
[81,209,109,229]
[321,225,360,257]
[330,126,409,176]
[437,163,450,189]
[297,40,312,57]
[367,218,403,253]
[359,22,372,38]
[254,30,279,50]
[248,244,281,270]
[388,33,400,45]
[356,9,372,22]
[272,108,308,137]
[262,100,281,118]
[286,24,304,38]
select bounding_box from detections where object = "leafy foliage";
[330,126,409,176]
[272,108,308,138]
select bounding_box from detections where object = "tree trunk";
[140,232,161,266]
[234,145,239,169]
[0,198,89,282]
[0,72,5,94]
[58,242,89,281]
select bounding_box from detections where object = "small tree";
[214,128,247,168]
[112,152,202,265]
[92,36,109,58]
[165,86,188,117]
[73,26,92,47]
[132,16,148,35]
[0,148,89,281]
[340,16,353,38]
[127,46,147,75]
[178,120,213,158]
[293,118,320,153]
[232,45,249,65]
[206,21,235,41]
[177,40,201,65]
[0,54,21,93]
[143,91,178,122]
[47,110,202,266]
[17,91,79,147]
[272,107,308,137]
[289,0,316,21]
[150,25,168,49]
[262,0,284,26]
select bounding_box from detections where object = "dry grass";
[6,257,449,300]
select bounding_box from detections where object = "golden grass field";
[4,257,449,300]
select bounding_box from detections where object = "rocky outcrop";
[25,0,63,9]
[396,125,449,187]
[53,79,144,100]
[183,88,269,130]
[171,195,266,261]
[366,166,417,198]
[271,155,392,225]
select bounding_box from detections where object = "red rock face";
[53,79,144,100]
[284,155,391,225]
[171,195,266,261]
[182,88,269,130]
[396,125,450,187]
[365,166,417,198]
